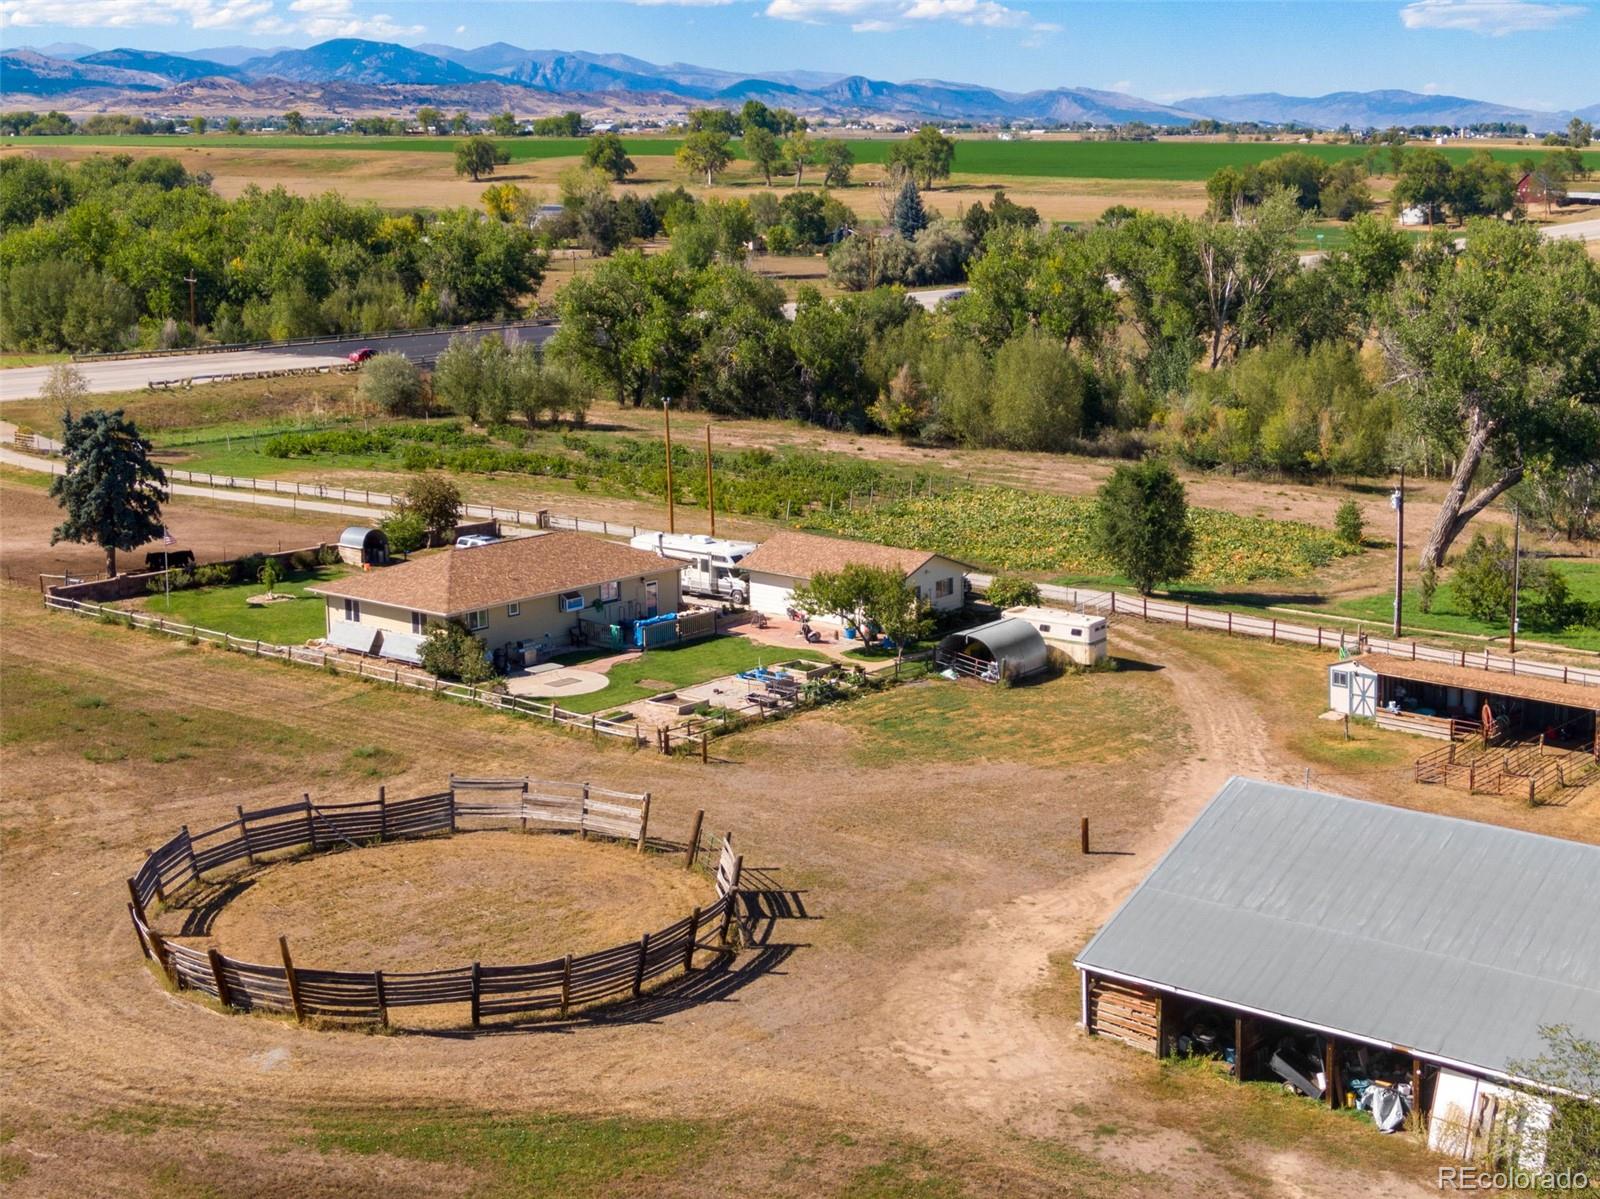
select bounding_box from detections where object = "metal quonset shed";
[336,526,389,567]
[1075,777,1600,1143]
[936,617,1049,682]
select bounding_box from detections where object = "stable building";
[1328,653,1599,748]
[1076,778,1600,1153]
[308,532,681,669]
[936,617,1049,682]
[738,530,968,623]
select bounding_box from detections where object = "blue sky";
[3,0,1595,110]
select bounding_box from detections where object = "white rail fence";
[1035,584,1600,689]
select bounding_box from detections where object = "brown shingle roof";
[1351,653,1600,712]
[307,532,677,617]
[739,530,946,581]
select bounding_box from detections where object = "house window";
[466,609,489,631]
[934,577,955,599]
[599,580,620,603]
[506,602,521,618]
[1332,671,1350,688]
[411,611,425,634]
[344,598,360,623]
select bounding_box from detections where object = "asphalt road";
[0,321,556,402]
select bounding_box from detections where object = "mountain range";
[2,38,1591,132]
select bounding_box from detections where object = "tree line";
[0,155,545,350]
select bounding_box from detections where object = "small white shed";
[1004,605,1108,667]
[1326,659,1378,716]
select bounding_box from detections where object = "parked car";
[455,534,499,549]
[347,347,375,363]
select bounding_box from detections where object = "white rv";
[628,532,755,602]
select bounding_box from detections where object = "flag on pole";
[162,526,175,546]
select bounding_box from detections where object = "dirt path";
[868,623,1439,1196]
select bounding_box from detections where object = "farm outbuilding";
[936,617,1049,682]
[1004,605,1108,667]
[1076,778,1600,1151]
[336,526,389,567]
[738,530,969,625]
[1328,653,1599,748]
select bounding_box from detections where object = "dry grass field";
[1,142,1212,224]
[4,554,1595,1197]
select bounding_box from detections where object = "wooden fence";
[45,594,651,746]
[1037,585,1600,689]
[127,783,740,1027]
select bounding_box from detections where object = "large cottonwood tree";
[1379,221,1600,569]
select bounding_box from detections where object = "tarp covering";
[326,620,380,654]
[378,631,425,665]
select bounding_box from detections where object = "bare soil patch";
[0,478,342,585]
[185,831,712,972]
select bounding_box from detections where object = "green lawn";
[550,635,828,714]
[132,564,345,644]
[1326,562,1600,651]
[19,133,1595,181]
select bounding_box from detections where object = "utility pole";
[1509,505,1521,654]
[183,271,198,330]
[662,398,675,535]
[1391,467,1405,638]
[705,422,716,538]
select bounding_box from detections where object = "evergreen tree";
[1094,459,1194,595]
[49,408,169,578]
[890,177,928,240]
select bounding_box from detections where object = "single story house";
[1328,653,1598,748]
[1003,605,1108,667]
[1076,778,1599,1153]
[307,532,682,669]
[738,530,968,623]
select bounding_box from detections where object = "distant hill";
[1178,89,1569,132]
[0,49,167,96]
[238,39,487,86]
[173,45,294,67]
[1,38,1589,133]
[77,49,243,82]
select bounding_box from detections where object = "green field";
[16,133,1597,181]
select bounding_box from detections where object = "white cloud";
[1399,0,1584,35]
[1,0,268,28]
[0,0,418,35]
[1106,79,1132,93]
[454,23,466,33]
[765,0,1057,32]
[283,0,421,38]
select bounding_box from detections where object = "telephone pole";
[1509,506,1521,654]
[183,271,198,330]
[662,398,675,535]
[705,422,716,538]
[1391,467,1405,638]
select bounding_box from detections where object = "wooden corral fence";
[44,595,651,747]
[1034,584,1600,689]
[126,782,741,1028]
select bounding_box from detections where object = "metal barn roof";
[338,526,384,549]
[937,617,1049,677]
[1076,777,1600,1080]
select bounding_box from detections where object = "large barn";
[1076,778,1600,1154]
